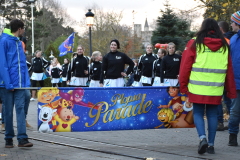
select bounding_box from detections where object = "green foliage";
[25,9,75,53]
[151,0,195,52]
[199,0,239,23]
[0,0,28,21]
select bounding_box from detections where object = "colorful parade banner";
[59,32,75,57]
[37,87,195,133]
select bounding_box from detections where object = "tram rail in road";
[0,130,212,160]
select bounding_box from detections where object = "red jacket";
[179,38,237,105]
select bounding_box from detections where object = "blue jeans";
[0,88,28,141]
[1,103,4,124]
[217,89,232,123]
[229,90,240,135]
[1,89,30,123]
[193,103,218,146]
[24,90,31,119]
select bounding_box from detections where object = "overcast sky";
[61,0,204,32]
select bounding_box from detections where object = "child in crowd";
[160,42,181,86]
[49,58,61,76]
[89,51,102,87]
[51,61,63,87]
[61,58,70,87]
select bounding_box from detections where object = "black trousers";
[32,80,44,87]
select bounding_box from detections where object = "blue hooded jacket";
[230,30,240,90]
[0,28,31,90]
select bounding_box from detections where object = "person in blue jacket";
[228,11,240,146]
[0,19,33,148]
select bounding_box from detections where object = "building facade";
[134,18,152,47]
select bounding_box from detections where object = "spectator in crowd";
[0,19,33,148]
[126,59,138,87]
[219,21,235,43]
[100,39,134,87]
[73,52,77,58]
[228,11,240,146]
[179,18,236,154]
[160,42,181,86]
[216,21,235,131]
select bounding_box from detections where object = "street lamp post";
[85,9,94,57]
[28,0,35,56]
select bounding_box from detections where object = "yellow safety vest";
[188,39,228,96]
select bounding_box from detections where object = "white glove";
[160,83,164,86]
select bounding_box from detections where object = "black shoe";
[198,138,208,154]
[206,146,215,154]
[5,138,14,148]
[18,138,33,147]
[228,134,238,146]
[217,122,224,131]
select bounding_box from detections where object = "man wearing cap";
[228,11,240,146]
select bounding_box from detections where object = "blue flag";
[59,32,75,57]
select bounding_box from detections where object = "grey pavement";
[0,100,240,160]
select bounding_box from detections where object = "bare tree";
[78,5,134,56]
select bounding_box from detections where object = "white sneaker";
[30,98,36,101]
[0,113,2,120]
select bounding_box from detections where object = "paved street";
[0,100,239,160]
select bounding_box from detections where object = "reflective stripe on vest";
[191,67,227,73]
[188,39,228,96]
[189,80,225,87]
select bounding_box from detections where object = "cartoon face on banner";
[37,87,195,132]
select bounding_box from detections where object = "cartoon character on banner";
[38,88,62,130]
[158,86,194,128]
[52,99,79,132]
[155,108,179,128]
[38,105,57,133]
[59,88,100,110]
